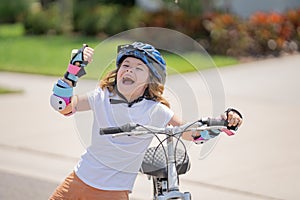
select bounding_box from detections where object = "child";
[49,42,243,200]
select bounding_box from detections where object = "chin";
[119,86,145,100]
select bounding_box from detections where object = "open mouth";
[122,77,135,85]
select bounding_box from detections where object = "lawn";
[0,87,22,94]
[0,24,239,78]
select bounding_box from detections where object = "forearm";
[50,45,92,116]
[168,114,195,141]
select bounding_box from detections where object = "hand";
[83,46,94,63]
[64,44,93,87]
[226,111,243,127]
[221,108,243,130]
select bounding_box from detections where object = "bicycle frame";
[157,128,190,200]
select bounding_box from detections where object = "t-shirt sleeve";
[150,103,174,128]
[87,87,105,111]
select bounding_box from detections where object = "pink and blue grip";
[64,45,89,87]
[50,45,89,112]
[68,64,81,75]
[52,84,73,97]
[193,128,235,144]
[193,117,236,144]
[50,80,73,111]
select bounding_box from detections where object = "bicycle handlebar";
[99,117,232,137]
[200,117,228,127]
[99,123,138,135]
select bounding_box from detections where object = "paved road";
[0,54,299,200]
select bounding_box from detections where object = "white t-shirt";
[74,87,174,191]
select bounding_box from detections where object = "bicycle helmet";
[116,42,167,84]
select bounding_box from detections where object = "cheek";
[140,69,150,79]
[116,70,124,81]
[137,72,149,84]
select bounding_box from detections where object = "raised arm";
[50,45,94,116]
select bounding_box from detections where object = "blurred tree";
[40,0,57,8]
[40,0,73,33]
[179,0,202,16]
[103,0,134,6]
[0,0,28,23]
[165,0,201,16]
[74,0,134,6]
[57,0,73,34]
[200,0,214,14]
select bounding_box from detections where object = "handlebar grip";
[99,123,138,135]
[198,117,235,137]
[206,118,235,136]
[206,118,228,127]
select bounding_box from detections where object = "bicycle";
[99,117,235,200]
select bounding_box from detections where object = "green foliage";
[23,3,62,35]
[75,0,134,6]
[74,4,143,36]
[0,0,29,23]
[5,1,300,58]
[177,0,202,16]
[0,24,238,77]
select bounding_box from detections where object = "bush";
[142,9,206,39]
[23,3,62,35]
[202,10,300,57]
[285,8,300,51]
[247,11,294,56]
[202,13,253,56]
[74,4,143,36]
[21,2,300,57]
[0,0,28,23]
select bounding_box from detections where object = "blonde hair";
[100,69,170,108]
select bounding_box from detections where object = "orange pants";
[49,171,129,200]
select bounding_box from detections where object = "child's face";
[117,57,150,101]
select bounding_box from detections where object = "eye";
[136,67,143,71]
[121,64,130,68]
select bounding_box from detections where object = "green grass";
[0,23,24,37]
[0,87,22,94]
[0,23,239,78]
[0,24,101,76]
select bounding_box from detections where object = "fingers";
[227,111,243,127]
[83,47,94,63]
[191,131,200,138]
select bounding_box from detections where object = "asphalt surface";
[0,54,299,200]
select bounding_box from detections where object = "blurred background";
[1,0,300,80]
[1,0,300,59]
